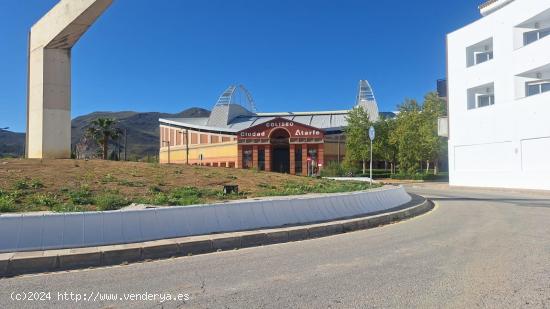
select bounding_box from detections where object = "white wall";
[447,0,550,190]
[0,186,411,253]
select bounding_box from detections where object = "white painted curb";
[0,186,411,253]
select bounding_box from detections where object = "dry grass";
[0,159,374,213]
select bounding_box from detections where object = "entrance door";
[270,129,290,173]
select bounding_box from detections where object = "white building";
[446,0,550,190]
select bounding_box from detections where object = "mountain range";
[0,107,210,159]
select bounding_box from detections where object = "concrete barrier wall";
[0,186,411,253]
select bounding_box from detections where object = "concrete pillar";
[26,0,113,159]
[252,145,258,169]
[302,144,308,176]
[265,145,271,172]
[290,144,296,175]
[318,143,325,174]
[237,145,243,169]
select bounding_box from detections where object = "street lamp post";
[370,139,373,186]
[368,126,376,187]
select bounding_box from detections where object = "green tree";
[344,106,372,174]
[420,92,447,174]
[86,118,122,160]
[373,116,398,174]
[391,99,423,175]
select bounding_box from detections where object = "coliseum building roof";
[160,80,389,134]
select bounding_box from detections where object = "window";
[468,83,495,110]
[474,51,493,65]
[526,80,550,96]
[477,94,495,107]
[258,148,265,171]
[523,28,550,46]
[243,149,253,169]
[466,38,493,67]
[307,148,319,176]
[295,147,302,175]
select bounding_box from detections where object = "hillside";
[0,108,210,158]
[71,107,210,159]
[0,129,25,158]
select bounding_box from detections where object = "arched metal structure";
[207,84,256,127]
[356,80,377,104]
[214,84,257,113]
[355,80,380,122]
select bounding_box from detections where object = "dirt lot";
[0,159,373,213]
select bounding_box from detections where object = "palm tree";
[86,118,122,160]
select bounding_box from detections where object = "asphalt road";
[1,184,550,309]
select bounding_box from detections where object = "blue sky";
[0,0,480,132]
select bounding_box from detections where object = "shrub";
[117,179,145,187]
[169,187,205,205]
[100,173,117,184]
[150,192,170,205]
[68,186,93,205]
[30,179,44,189]
[320,161,345,177]
[0,196,16,213]
[357,171,392,179]
[94,193,130,211]
[171,187,203,199]
[30,193,59,209]
[171,195,201,206]
[13,179,30,190]
[144,187,213,206]
[12,178,44,191]
[390,173,447,181]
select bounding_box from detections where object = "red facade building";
[237,118,325,175]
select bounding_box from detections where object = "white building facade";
[447,0,550,190]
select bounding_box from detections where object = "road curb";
[0,196,434,278]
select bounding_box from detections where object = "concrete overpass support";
[27,0,113,158]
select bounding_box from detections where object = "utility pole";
[124,128,128,161]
